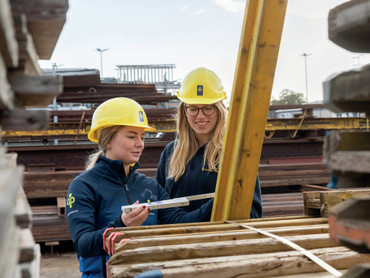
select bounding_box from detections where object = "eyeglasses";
[184,105,216,117]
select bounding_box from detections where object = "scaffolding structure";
[115,64,180,94]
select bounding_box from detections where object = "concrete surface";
[40,252,80,278]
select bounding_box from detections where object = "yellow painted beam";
[1,117,367,138]
[212,0,288,221]
[266,117,369,131]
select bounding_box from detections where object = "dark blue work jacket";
[156,141,262,218]
[66,155,213,278]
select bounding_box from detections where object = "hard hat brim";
[178,95,226,105]
[88,124,157,143]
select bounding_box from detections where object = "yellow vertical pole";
[212,0,288,221]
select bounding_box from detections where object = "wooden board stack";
[0,150,40,277]
[103,216,370,277]
[324,0,370,189]
[1,0,69,276]
[0,150,24,277]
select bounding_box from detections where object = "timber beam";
[8,72,63,107]
[328,0,370,53]
[323,64,370,113]
[212,0,289,220]
[329,197,370,253]
[0,109,49,130]
[10,0,69,60]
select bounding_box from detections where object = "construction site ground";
[40,251,79,278]
[39,242,80,278]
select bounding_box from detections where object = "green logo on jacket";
[67,193,75,208]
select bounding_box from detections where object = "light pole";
[96,48,109,77]
[300,53,311,104]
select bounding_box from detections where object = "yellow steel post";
[211,0,288,221]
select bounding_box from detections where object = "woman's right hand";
[121,201,150,227]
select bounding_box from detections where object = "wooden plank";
[57,196,66,216]
[261,176,330,187]
[109,247,370,278]
[325,131,370,153]
[113,225,329,254]
[0,109,49,131]
[304,189,370,217]
[262,204,304,217]
[13,13,42,75]
[14,187,32,229]
[0,165,24,242]
[330,151,370,174]
[324,131,370,174]
[10,0,69,60]
[0,51,14,110]
[106,220,320,252]
[300,184,332,191]
[31,215,70,242]
[1,226,21,278]
[323,64,370,113]
[109,233,335,265]
[108,217,326,238]
[328,0,370,53]
[0,0,19,67]
[19,243,40,278]
[275,271,346,278]
[259,169,329,177]
[7,72,63,107]
[1,151,17,167]
[329,198,370,253]
[320,189,370,217]
[104,217,327,251]
[19,228,35,263]
[212,0,288,220]
[106,215,369,277]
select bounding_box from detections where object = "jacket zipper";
[122,182,133,205]
[115,165,133,205]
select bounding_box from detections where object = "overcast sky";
[39,0,370,103]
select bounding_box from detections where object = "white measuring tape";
[121,192,215,213]
[226,221,343,277]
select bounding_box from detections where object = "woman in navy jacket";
[66,97,213,278]
[156,67,262,218]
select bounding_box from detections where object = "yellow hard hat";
[178,67,227,104]
[88,97,156,142]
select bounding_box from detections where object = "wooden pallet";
[303,188,370,217]
[104,216,370,277]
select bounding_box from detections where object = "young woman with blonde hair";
[66,97,213,278]
[156,67,262,218]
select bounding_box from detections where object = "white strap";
[226,221,342,277]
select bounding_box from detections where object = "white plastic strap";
[226,221,342,277]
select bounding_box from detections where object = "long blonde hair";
[168,101,228,181]
[85,126,123,170]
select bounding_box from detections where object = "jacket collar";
[95,155,140,177]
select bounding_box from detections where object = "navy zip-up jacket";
[156,141,262,218]
[66,155,213,278]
